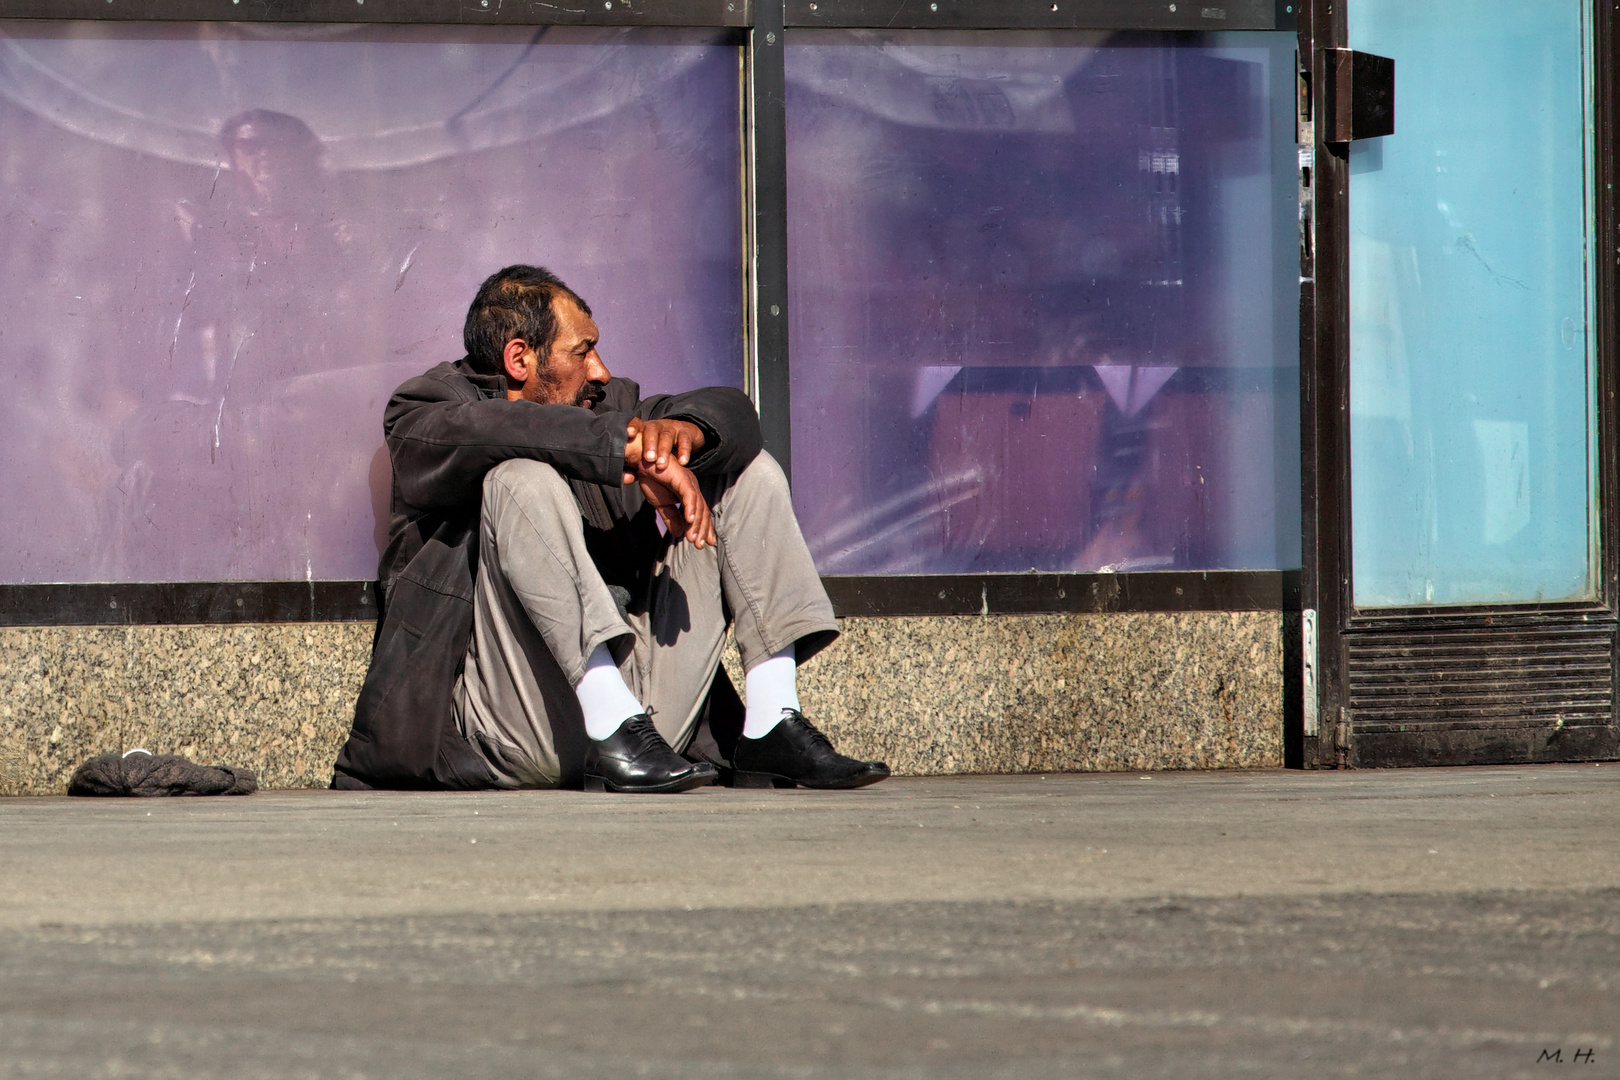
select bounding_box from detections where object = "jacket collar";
[454,357,507,399]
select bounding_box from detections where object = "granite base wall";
[0,612,1283,795]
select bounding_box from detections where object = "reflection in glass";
[785,30,1300,574]
[1348,2,1595,606]
[0,22,742,583]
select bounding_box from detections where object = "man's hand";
[624,418,705,478]
[633,462,715,549]
[624,418,713,548]
[624,419,714,549]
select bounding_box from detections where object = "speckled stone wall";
[0,625,372,796]
[727,612,1284,775]
[1,612,1283,794]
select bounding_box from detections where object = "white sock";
[575,644,645,741]
[743,646,800,739]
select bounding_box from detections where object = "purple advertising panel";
[0,22,743,583]
[786,31,1300,574]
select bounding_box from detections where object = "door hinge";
[1302,608,1319,736]
[1334,707,1353,769]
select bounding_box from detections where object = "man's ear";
[501,338,533,385]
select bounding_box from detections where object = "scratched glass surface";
[1348,1,1595,606]
[785,31,1300,574]
[0,23,742,583]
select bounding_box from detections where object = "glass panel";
[1348,2,1595,606]
[0,22,742,583]
[785,30,1300,574]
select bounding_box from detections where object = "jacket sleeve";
[638,386,763,475]
[386,373,629,511]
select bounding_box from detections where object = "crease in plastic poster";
[785,31,1301,575]
[0,23,743,584]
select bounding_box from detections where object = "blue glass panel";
[1348,3,1595,606]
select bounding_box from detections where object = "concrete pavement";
[1,765,1616,1078]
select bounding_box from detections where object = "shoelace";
[782,709,835,751]
[620,715,670,756]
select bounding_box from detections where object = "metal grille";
[1345,619,1616,734]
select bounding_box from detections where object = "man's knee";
[483,458,575,519]
[731,450,789,499]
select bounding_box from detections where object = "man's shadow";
[645,566,692,649]
[369,445,393,560]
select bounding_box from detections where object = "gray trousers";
[453,451,838,788]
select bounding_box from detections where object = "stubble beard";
[531,367,604,409]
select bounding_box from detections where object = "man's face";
[522,297,610,408]
[225,124,320,205]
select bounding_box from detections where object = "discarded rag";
[67,750,258,797]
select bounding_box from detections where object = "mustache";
[575,382,607,407]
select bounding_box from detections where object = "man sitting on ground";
[332,264,887,793]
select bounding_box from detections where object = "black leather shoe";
[584,715,719,793]
[728,710,890,789]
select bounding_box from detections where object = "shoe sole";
[726,767,890,790]
[583,769,717,794]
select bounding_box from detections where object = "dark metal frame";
[0,582,378,626]
[0,0,1299,624]
[781,0,1285,30]
[0,0,753,26]
[1294,0,1341,765]
[1296,0,1620,766]
[825,571,1297,616]
[0,571,1296,626]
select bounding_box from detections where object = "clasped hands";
[623,417,715,549]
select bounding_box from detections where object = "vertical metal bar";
[1591,0,1618,602]
[746,0,792,481]
[1299,0,1349,767]
[1591,0,1620,719]
[1293,0,1319,766]
[1288,24,1317,768]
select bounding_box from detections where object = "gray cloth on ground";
[67,752,258,797]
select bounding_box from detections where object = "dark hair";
[462,265,592,377]
[219,109,321,156]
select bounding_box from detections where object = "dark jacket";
[331,359,762,789]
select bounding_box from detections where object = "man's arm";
[629,453,716,549]
[385,370,629,512]
[624,415,712,475]
[637,386,762,475]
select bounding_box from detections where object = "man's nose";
[587,351,611,382]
